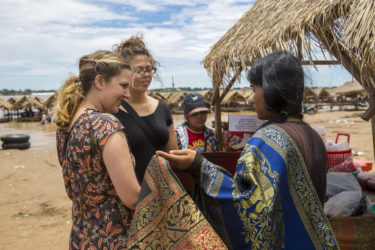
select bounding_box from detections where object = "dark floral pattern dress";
[57,110,133,249]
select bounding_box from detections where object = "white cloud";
[0,0,352,90]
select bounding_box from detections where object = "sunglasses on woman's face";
[132,66,156,75]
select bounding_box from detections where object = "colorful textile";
[56,111,132,249]
[193,125,338,249]
[329,216,375,249]
[127,155,226,249]
[175,121,217,152]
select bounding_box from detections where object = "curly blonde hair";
[54,50,130,129]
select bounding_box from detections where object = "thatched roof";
[198,90,213,102]
[304,87,317,99]
[12,96,46,111]
[313,88,331,98]
[7,97,19,104]
[147,91,167,102]
[221,90,247,105]
[167,92,187,106]
[44,92,57,109]
[203,0,375,91]
[0,98,12,110]
[332,80,367,97]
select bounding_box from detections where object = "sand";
[0,110,373,249]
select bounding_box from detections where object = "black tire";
[2,142,31,150]
[0,134,30,143]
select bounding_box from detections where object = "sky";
[0,0,354,91]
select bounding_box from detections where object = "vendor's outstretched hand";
[156,149,196,171]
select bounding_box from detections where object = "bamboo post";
[212,82,223,151]
[219,68,242,103]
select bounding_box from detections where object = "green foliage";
[0,89,56,95]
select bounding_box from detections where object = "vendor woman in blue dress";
[157,51,338,249]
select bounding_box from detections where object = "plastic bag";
[326,140,350,152]
[325,172,361,199]
[312,126,327,145]
[324,191,365,217]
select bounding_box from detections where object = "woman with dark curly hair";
[113,36,178,183]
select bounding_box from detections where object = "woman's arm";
[164,123,178,151]
[103,130,140,210]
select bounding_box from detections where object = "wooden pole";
[213,82,223,151]
[219,69,242,103]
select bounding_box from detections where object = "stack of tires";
[1,134,31,150]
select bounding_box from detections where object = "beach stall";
[202,0,375,160]
[202,0,375,247]
[12,96,46,121]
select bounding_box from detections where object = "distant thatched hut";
[313,88,332,102]
[167,92,187,108]
[12,96,46,112]
[44,92,57,109]
[7,97,19,105]
[148,91,167,102]
[303,87,318,103]
[221,90,247,106]
[202,0,375,153]
[198,90,213,103]
[332,81,367,98]
[0,98,12,110]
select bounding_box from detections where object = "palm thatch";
[147,91,167,102]
[313,88,332,101]
[221,90,247,105]
[304,87,317,100]
[44,92,58,109]
[0,98,12,110]
[241,88,254,102]
[198,90,213,103]
[167,92,187,107]
[12,96,46,111]
[7,97,19,105]
[203,0,375,92]
[332,80,367,97]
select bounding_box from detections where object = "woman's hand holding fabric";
[156,149,196,171]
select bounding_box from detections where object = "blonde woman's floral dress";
[57,110,133,249]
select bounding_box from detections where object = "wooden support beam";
[297,37,303,61]
[212,82,223,151]
[219,68,242,103]
[302,60,340,65]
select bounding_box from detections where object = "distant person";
[175,93,217,152]
[54,50,140,248]
[113,36,178,183]
[157,51,338,249]
[40,113,47,125]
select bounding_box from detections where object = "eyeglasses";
[132,66,156,75]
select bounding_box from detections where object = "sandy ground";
[0,110,374,249]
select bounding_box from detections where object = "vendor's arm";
[157,145,277,249]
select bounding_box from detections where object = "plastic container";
[327,133,352,170]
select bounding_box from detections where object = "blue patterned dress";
[189,125,338,249]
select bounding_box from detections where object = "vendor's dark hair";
[248,51,304,128]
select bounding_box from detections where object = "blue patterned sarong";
[195,125,338,249]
